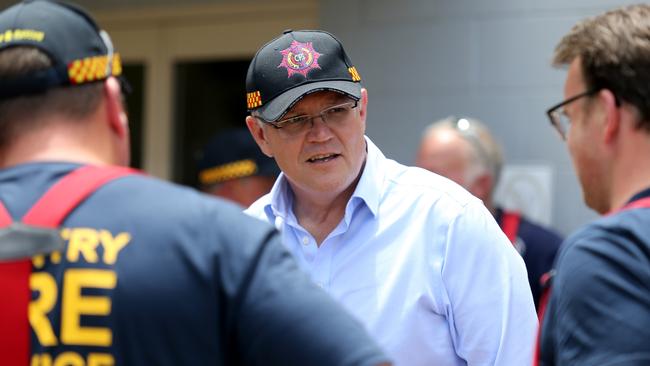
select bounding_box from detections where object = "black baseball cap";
[0,0,123,99]
[246,29,362,122]
[197,128,280,186]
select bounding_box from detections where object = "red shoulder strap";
[22,165,138,227]
[0,201,31,366]
[0,259,31,366]
[0,200,12,227]
[0,164,138,366]
[500,210,521,244]
[533,271,554,366]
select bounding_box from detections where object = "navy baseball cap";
[0,0,123,99]
[246,29,362,122]
[197,128,280,186]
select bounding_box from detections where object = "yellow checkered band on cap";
[348,66,361,82]
[199,159,259,185]
[67,53,122,85]
[247,91,262,109]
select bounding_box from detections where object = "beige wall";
[96,1,318,179]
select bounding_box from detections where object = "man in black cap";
[245,29,537,365]
[197,128,279,207]
[0,2,391,365]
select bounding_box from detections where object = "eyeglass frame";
[546,88,600,140]
[98,29,131,95]
[256,99,359,132]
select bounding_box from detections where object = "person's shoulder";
[551,214,650,331]
[555,213,650,285]
[383,159,477,210]
[565,209,650,252]
[517,214,563,248]
[556,222,609,265]
[106,173,225,209]
[99,173,272,233]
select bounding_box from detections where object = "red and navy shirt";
[495,208,563,309]
[0,162,388,366]
[539,188,650,365]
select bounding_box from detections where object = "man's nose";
[308,114,327,128]
[306,114,332,140]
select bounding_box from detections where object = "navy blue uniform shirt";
[539,189,650,365]
[0,162,388,366]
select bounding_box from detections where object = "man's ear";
[359,88,368,125]
[104,77,128,138]
[246,115,273,157]
[600,88,620,145]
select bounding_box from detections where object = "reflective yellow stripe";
[67,54,122,85]
[199,159,258,185]
[247,91,262,109]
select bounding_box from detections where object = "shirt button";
[302,236,309,245]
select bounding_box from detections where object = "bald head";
[416,117,503,208]
[417,127,477,187]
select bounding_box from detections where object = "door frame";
[97,1,319,179]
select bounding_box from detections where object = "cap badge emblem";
[278,40,321,78]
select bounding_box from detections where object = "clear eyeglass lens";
[275,101,356,136]
[322,103,354,123]
[276,116,310,134]
[551,110,570,139]
[559,111,571,139]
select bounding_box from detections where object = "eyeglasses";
[260,100,358,137]
[546,89,598,140]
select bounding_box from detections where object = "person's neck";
[610,163,650,211]
[291,179,359,246]
[0,122,115,169]
[484,197,496,216]
[609,132,650,211]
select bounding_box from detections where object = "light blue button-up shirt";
[246,137,537,365]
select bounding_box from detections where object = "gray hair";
[424,116,503,187]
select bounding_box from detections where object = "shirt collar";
[349,136,383,218]
[264,173,295,225]
[264,136,383,223]
[626,187,650,205]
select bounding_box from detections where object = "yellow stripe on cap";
[348,66,361,82]
[0,29,45,44]
[199,159,258,185]
[67,53,122,85]
[247,91,262,109]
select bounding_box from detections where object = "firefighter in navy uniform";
[0,1,391,365]
[197,128,279,207]
[416,116,563,309]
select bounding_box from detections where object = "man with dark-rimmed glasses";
[539,4,650,365]
[244,29,537,365]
